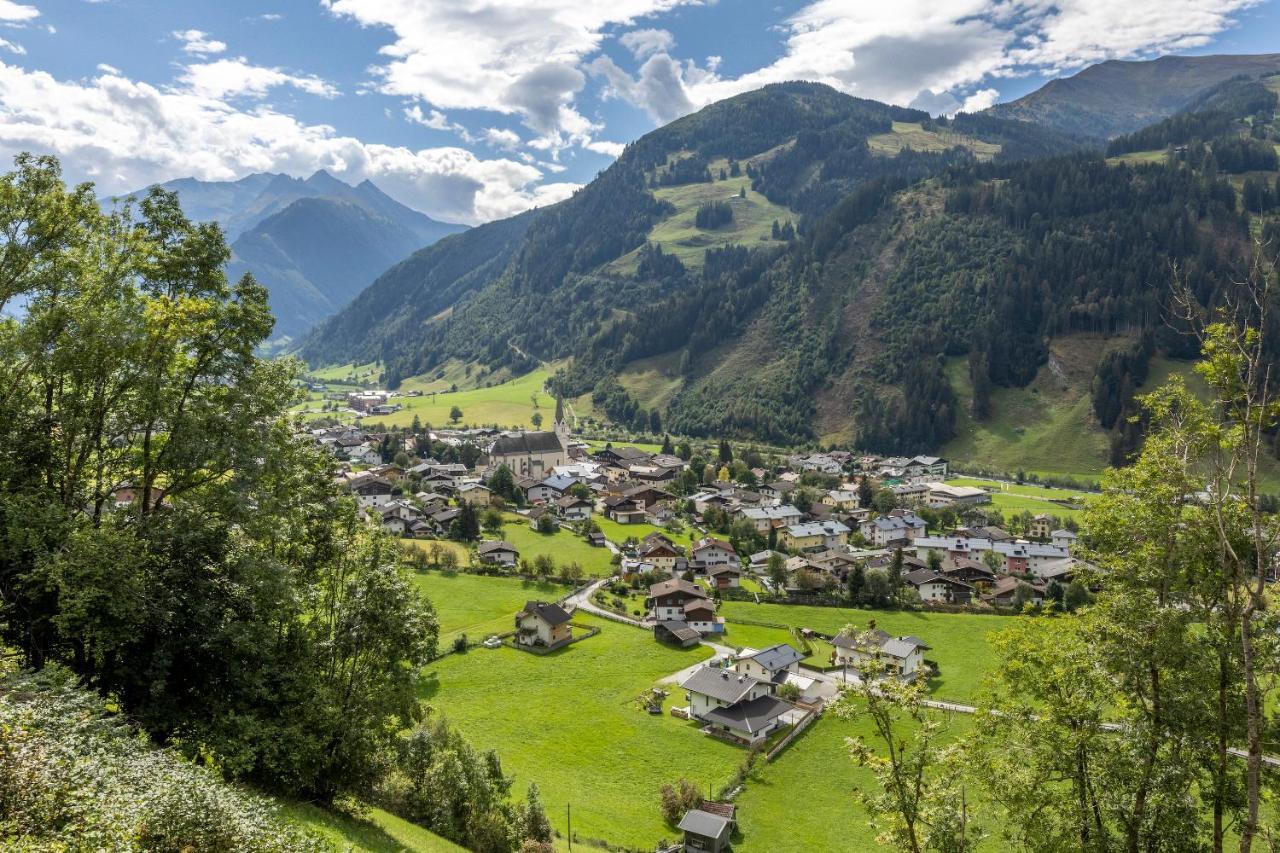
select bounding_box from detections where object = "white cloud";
[592,0,1260,123]
[96,63,120,75]
[172,29,227,56]
[0,1,37,23]
[0,60,578,224]
[323,0,700,149]
[180,57,339,100]
[482,127,522,149]
[584,138,624,157]
[0,36,24,55]
[618,28,674,60]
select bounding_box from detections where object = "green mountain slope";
[986,53,1280,138]
[303,62,1279,462]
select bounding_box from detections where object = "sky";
[0,0,1275,225]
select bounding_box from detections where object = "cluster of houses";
[303,409,1087,610]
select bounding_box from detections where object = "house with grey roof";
[832,629,930,679]
[679,665,793,745]
[514,600,573,649]
[487,430,568,478]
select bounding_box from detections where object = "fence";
[765,707,819,762]
[507,622,601,654]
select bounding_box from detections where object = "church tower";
[553,392,569,444]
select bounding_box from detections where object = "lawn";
[422,614,734,849]
[719,601,1013,702]
[305,361,382,385]
[281,800,466,852]
[944,477,1092,521]
[495,514,617,576]
[1106,149,1169,166]
[734,711,990,852]
[595,516,701,551]
[404,569,569,645]
[867,121,1001,160]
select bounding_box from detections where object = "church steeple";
[553,392,569,443]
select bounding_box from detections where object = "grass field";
[610,157,797,272]
[1105,148,1169,166]
[495,514,616,576]
[943,336,1119,481]
[305,361,382,385]
[867,121,1001,160]
[734,711,987,852]
[372,368,555,429]
[594,516,701,551]
[947,476,1092,521]
[404,569,569,645]
[282,800,466,852]
[616,350,685,413]
[719,601,1012,702]
[422,614,730,849]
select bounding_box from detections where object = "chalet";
[832,629,930,678]
[791,453,842,474]
[638,536,683,572]
[604,495,645,524]
[587,531,608,548]
[555,494,594,521]
[706,564,742,589]
[994,540,1072,574]
[351,477,394,509]
[682,599,725,634]
[748,550,785,573]
[969,525,1012,542]
[477,540,519,567]
[902,568,976,604]
[488,429,569,479]
[621,484,674,510]
[1028,514,1053,540]
[347,445,382,466]
[680,665,790,744]
[780,520,850,552]
[456,482,493,507]
[986,576,1046,607]
[648,579,710,621]
[691,490,733,514]
[737,504,803,533]
[514,600,573,649]
[941,557,998,586]
[691,537,738,570]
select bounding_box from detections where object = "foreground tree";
[0,155,438,800]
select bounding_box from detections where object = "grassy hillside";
[943,335,1118,481]
[867,120,1001,159]
[282,801,466,852]
[610,155,797,272]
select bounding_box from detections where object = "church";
[486,395,571,478]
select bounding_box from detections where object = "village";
[298,388,1096,850]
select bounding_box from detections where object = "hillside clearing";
[403,568,569,645]
[867,121,1001,160]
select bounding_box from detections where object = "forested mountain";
[985,53,1280,138]
[124,170,465,345]
[302,62,1280,461]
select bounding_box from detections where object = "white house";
[1051,529,1079,551]
[351,477,394,509]
[514,600,573,649]
[648,579,710,622]
[691,537,738,570]
[477,540,520,567]
[831,630,930,678]
[923,482,990,508]
[902,568,976,604]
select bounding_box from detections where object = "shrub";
[0,667,322,851]
[454,633,469,653]
[659,778,704,825]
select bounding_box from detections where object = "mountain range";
[288,54,1278,469]
[132,170,465,345]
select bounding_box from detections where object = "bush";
[659,777,704,825]
[0,667,323,851]
[454,633,469,653]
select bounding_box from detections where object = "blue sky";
[0,0,1274,224]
